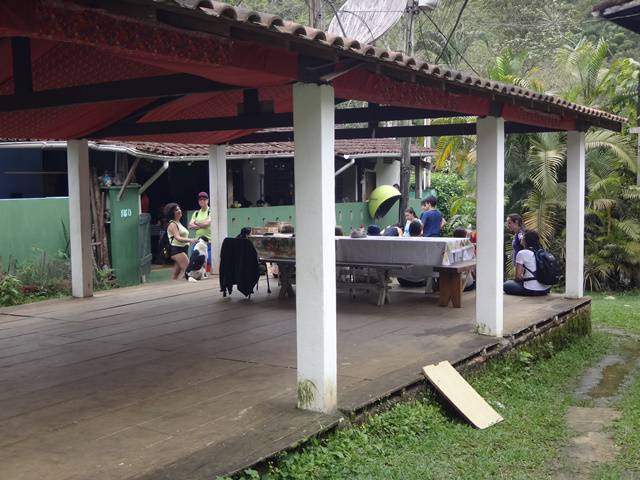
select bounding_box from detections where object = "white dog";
[185,236,209,282]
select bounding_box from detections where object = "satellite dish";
[328,0,408,44]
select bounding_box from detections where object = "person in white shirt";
[503,230,551,296]
[403,207,419,237]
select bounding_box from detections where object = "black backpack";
[158,221,176,261]
[527,248,560,285]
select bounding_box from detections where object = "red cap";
[198,192,209,199]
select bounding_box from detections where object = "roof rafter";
[0,72,238,112]
[90,106,465,138]
[228,122,562,144]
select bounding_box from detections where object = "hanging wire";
[420,11,481,76]
[435,0,469,64]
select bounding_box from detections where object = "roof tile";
[173,0,623,125]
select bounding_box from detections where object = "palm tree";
[488,48,544,92]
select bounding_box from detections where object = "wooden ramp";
[422,361,503,429]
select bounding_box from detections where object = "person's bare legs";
[171,253,189,280]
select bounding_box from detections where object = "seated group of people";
[335,210,552,298]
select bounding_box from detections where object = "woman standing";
[164,203,196,280]
[506,213,525,269]
[403,207,419,237]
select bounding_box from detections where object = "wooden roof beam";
[230,122,563,144]
[91,106,468,138]
[11,37,32,95]
[0,74,238,112]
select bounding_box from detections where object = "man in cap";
[189,192,212,272]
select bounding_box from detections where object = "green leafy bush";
[0,275,25,306]
[429,171,467,220]
[429,172,474,234]
[17,249,70,298]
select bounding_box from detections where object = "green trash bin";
[107,185,140,287]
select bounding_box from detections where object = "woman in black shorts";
[164,203,197,280]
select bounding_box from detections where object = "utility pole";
[632,78,640,186]
[308,0,323,29]
[637,78,640,186]
[399,0,418,221]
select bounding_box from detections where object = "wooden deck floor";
[0,278,588,480]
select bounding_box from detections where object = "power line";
[420,11,481,76]
[435,0,469,64]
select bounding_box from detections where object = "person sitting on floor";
[453,227,475,291]
[503,230,551,296]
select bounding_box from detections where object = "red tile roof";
[98,139,433,159]
[172,0,624,128]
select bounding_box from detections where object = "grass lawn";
[590,291,640,478]
[227,294,640,480]
[590,291,640,334]
[234,334,611,479]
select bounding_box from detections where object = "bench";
[336,261,412,306]
[260,258,411,306]
[434,260,476,308]
[260,257,295,299]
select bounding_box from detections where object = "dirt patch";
[554,335,640,479]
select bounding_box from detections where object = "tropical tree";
[433,39,640,290]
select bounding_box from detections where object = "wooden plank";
[0,284,586,479]
[422,361,503,429]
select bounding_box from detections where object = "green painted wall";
[0,197,424,273]
[222,198,423,237]
[0,197,70,270]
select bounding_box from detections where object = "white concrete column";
[375,158,400,186]
[208,145,228,271]
[293,82,337,413]
[475,116,504,336]
[67,139,93,298]
[566,131,586,298]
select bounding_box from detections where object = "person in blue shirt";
[420,195,445,237]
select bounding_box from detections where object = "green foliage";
[607,363,640,475]
[16,249,70,298]
[429,171,467,223]
[94,266,117,291]
[297,379,317,409]
[237,328,610,480]
[0,274,25,306]
[590,292,640,334]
